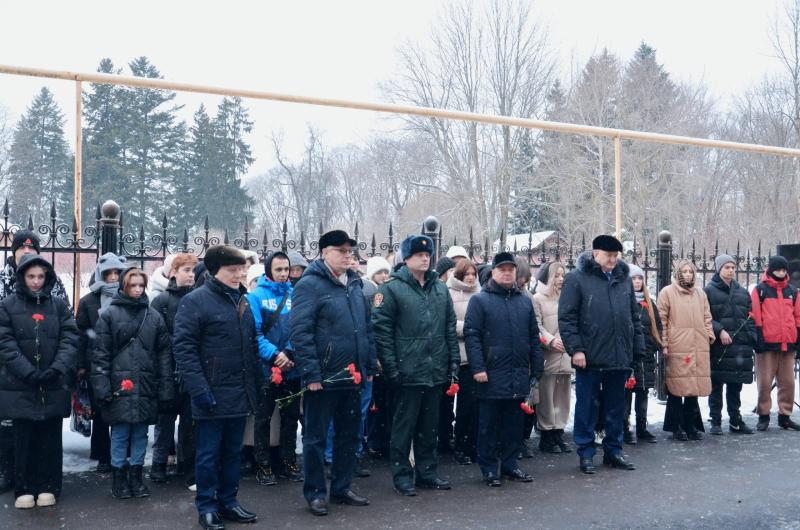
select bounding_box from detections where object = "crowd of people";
[0,229,798,529]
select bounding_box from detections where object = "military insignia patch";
[373,293,384,308]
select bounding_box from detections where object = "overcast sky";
[0,0,786,181]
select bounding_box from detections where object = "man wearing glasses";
[290,230,377,516]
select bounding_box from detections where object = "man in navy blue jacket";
[290,230,377,516]
[558,235,644,475]
[464,252,543,487]
[173,245,261,530]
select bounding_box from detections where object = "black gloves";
[36,368,61,384]
[449,362,460,381]
[192,392,217,413]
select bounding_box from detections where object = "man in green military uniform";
[372,235,460,496]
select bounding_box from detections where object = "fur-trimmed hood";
[575,250,630,280]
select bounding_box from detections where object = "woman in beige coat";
[657,259,715,441]
[533,261,574,454]
[447,259,480,465]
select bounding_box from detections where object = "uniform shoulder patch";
[373,292,384,308]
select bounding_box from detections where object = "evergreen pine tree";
[7,87,73,223]
[175,104,217,231]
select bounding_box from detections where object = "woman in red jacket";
[751,256,800,431]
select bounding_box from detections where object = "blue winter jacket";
[289,259,377,389]
[464,279,544,400]
[247,274,297,380]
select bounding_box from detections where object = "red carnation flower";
[347,363,357,377]
[120,379,134,392]
[624,376,637,390]
[32,313,45,322]
[445,382,460,397]
[683,355,692,365]
[271,366,283,386]
[353,371,362,385]
[520,402,535,415]
[639,300,648,308]
[539,336,548,345]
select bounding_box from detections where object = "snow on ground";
[62,380,788,472]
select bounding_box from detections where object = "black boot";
[709,422,723,436]
[636,419,657,443]
[354,457,371,478]
[148,462,167,483]
[255,463,277,486]
[778,414,800,431]
[278,458,303,482]
[538,430,561,454]
[520,439,536,458]
[129,465,150,498]
[554,430,572,453]
[757,414,770,431]
[728,416,753,434]
[111,466,132,499]
[623,428,637,445]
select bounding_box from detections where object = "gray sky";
[0,0,786,181]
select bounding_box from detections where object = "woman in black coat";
[0,255,78,509]
[75,252,128,473]
[625,265,662,444]
[92,267,174,500]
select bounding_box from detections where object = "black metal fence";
[0,200,776,305]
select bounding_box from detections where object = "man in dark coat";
[558,236,644,474]
[173,245,261,530]
[290,230,376,516]
[372,235,459,496]
[0,231,73,494]
[704,254,757,435]
[464,252,543,486]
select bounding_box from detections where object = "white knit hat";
[366,256,391,281]
[246,263,265,286]
[446,245,469,259]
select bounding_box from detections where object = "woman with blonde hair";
[657,260,714,441]
[533,261,573,454]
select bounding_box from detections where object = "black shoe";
[308,498,328,516]
[278,460,303,482]
[709,423,723,436]
[636,429,657,443]
[239,456,254,476]
[255,464,277,486]
[579,457,596,474]
[623,430,637,445]
[539,431,561,454]
[95,461,112,474]
[686,430,703,441]
[603,453,636,470]
[330,489,369,506]
[111,466,132,499]
[757,414,770,431]
[484,473,501,487]
[502,468,533,482]
[554,430,572,453]
[729,419,754,434]
[779,414,800,430]
[149,462,167,483]
[671,428,688,441]
[353,459,371,478]
[393,481,417,496]
[128,465,150,498]
[220,505,257,523]
[454,452,473,465]
[415,476,451,490]
[199,512,225,530]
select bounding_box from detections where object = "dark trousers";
[367,376,393,456]
[438,392,455,451]
[0,419,13,479]
[708,381,743,424]
[302,390,360,502]
[390,385,441,484]
[152,413,177,465]
[177,393,196,476]
[454,365,478,457]
[624,388,649,429]
[573,369,627,459]
[476,399,523,477]
[194,417,246,516]
[663,395,704,433]
[90,414,111,465]
[255,379,302,466]
[14,418,62,497]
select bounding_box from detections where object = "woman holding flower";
[657,259,715,441]
[0,255,78,509]
[92,267,174,499]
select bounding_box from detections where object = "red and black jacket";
[750,272,800,352]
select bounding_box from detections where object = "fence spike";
[224,229,229,245]
[50,201,56,220]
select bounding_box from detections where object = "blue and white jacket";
[247,274,296,380]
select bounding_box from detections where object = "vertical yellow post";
[614,136,622,240]
[73,80,82,312]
